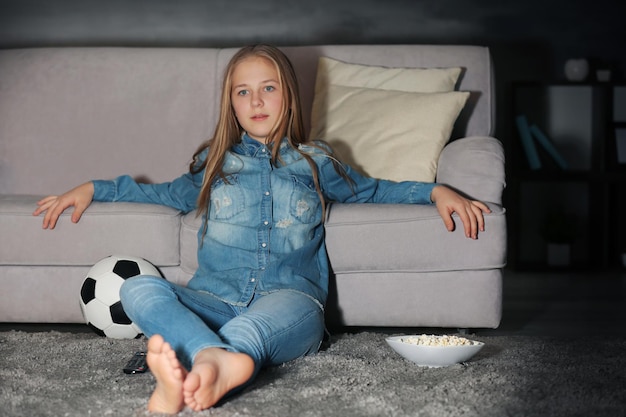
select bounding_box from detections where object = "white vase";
[564,59,589,82]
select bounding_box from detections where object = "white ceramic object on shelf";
[564,59,589,82]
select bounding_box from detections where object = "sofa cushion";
[310,85,469,182]
[0,195,181,267]
[180,203,506,277]
[324,203,507,273]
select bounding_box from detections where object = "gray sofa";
[0,45,506,329]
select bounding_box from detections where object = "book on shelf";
[515,114,569,170]
[529,124,568,170]
[515,114,541,170]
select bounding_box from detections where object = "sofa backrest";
[0,47,221,195]
[0,45,493,195]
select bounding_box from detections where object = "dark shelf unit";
[508,81,626,271]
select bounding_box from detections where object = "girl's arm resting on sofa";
[318,154,490,239]
[33,167,203,230]
[92,173,200,212]
[32,181,95,230]
[430,184,490,240]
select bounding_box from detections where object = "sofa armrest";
[436,136,506,206]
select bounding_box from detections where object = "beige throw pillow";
[314,56,462,93]
[310,84,469,182]
[309,57,467,182]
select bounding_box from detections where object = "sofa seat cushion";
[180,203,506,276]
[324,203,507,274]
[0,195,181,267]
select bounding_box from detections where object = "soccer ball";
[79,254,163,339]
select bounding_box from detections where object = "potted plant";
[541,209,577,266]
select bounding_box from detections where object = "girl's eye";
[236,89,248,96]
[263,85,275,92]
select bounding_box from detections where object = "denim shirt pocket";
[289,175,321,224]
[210,175,246,220]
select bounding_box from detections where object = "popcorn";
[400,334,478,347]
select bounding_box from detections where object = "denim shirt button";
[251,278,256,282]
[261,243,267,248]
[264,191,270,196]
[263,221,269,226]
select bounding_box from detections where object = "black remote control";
[123,351,148,374]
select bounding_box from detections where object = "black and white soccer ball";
[79,254,162,339]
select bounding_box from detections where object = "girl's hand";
[430,185,491,239]
[32,182,95,229]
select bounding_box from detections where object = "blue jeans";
[119,275,325,376]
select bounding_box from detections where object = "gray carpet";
[1,330,625,417]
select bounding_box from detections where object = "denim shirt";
[93,134,436,307]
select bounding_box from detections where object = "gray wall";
[1,0,623,76]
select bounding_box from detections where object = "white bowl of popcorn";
[386,334,484,367]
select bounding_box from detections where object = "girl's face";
[231,56,284,144]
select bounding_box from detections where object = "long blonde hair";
[190,44,351,224]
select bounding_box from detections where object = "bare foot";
[182,348,255,411]
[146,334,187,414]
